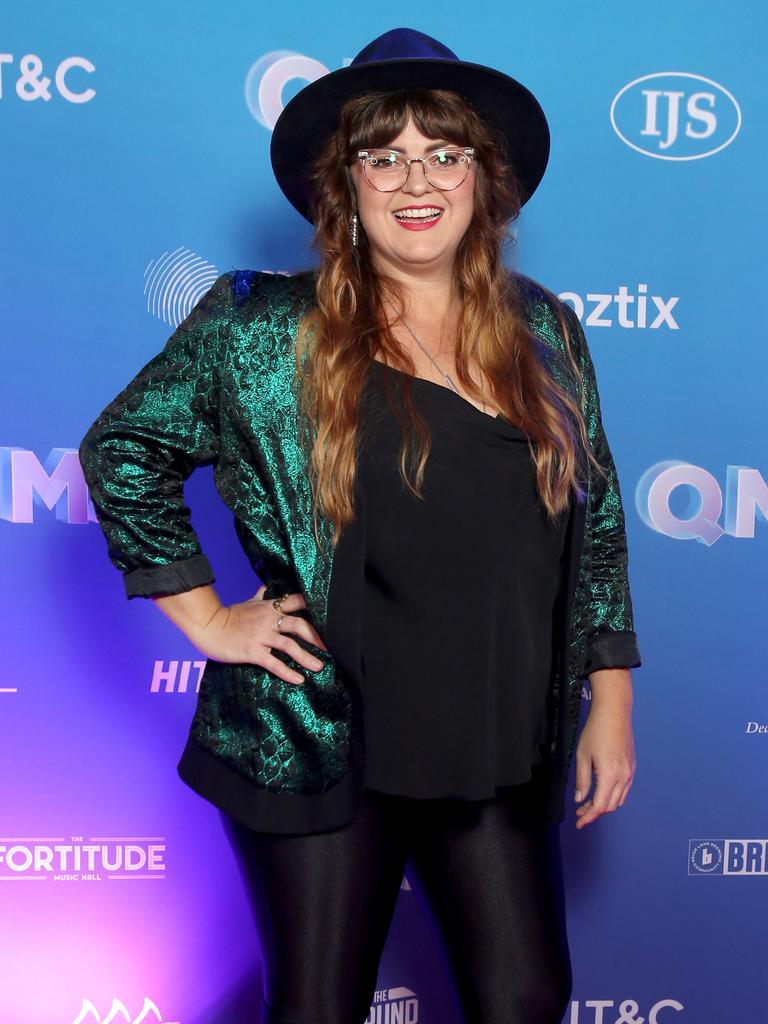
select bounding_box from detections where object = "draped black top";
[358,358,570,799]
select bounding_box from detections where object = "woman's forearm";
[588,667,633,710]
[151,584,225,645]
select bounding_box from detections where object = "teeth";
[393,208,443,220]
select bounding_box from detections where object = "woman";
[79,27,641,1024]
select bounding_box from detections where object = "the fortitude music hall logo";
[611,72,740,160]
[688,839,768,875]
[0,834,167,883]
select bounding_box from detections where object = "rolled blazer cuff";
[584,629,642,675]
[123,554,215,600]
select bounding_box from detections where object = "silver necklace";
[386,302,488,414]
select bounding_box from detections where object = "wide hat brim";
[270,55,550,224]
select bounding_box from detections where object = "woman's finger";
[258,649,306,686]
[267,630,325,674]
[274,610,330,652]
[575,769,618,827]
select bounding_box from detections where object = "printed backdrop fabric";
[1,3,765,1022]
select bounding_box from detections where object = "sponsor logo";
[0,52,95,104]
[636,463,767,544]
[1,448,91,524]
[245,50,327,129]
[71,997,179,1024]
[566,1000,684,1022]
[151,660,207,694]
[244,50,351,128]
[689,839,768,875]
[144,248,220,329]
[611,72,740,160]
[367,987,419,1023]
[0,835,167,882]
[559,286,679,330]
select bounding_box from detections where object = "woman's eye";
[371,153,399,168]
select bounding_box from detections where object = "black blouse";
[358,358,570,800]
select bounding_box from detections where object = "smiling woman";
[80,25,641,1024]
[353,123,477,255]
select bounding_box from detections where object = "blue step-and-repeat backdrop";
[1,3,765,1022]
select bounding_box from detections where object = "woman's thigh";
[405,778,573,1024]
[219,788,411,1024]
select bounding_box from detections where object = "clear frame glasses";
[356,147,476,192]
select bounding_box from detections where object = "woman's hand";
[573,668,636,829]
[153,584,329,686]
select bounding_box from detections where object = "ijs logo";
[611,72,741,160]
[71,997,179,1023]
[689,840,768,875]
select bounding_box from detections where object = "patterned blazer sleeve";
[561,299,642,674]
[78,272,235,600]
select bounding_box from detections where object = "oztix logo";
[611,72,740,160]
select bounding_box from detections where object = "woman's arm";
[561,300,642,675]
[78,272,235,599]
[557,301,641,826]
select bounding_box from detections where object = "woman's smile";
[391,204,445,229]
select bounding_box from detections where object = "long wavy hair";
[294,87,603,547]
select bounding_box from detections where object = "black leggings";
[220,773,572,1024]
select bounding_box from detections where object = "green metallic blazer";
[79,268,642,834]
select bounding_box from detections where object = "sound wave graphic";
[144,247,220,328]
[71,996,179,1023]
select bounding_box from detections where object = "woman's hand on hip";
[154,583,329,686]
[573,669,636,829]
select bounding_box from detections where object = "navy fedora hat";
[270,27,550,223]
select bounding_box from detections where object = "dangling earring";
[350,211,359,247]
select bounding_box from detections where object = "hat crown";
[352,27,459,67]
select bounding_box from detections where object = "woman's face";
[350,116,476,278]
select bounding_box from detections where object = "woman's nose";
[401,160,432,196]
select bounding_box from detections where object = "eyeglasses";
[356,147,475,192]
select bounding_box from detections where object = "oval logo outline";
[610,71,741,161]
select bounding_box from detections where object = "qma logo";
[367,987,419,1023]
[636,462,767,545]
[689,839,768,875]
[244,49,353,129]
[72,997,179,1023]
[1,448,91,524]
[610,72,740,160]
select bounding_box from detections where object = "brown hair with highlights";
[294,87,604,546]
